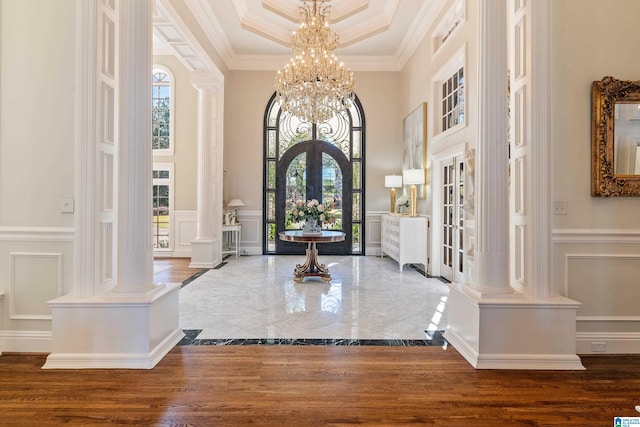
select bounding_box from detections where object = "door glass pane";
[352,161,361,190]
[286,153,306,228]
[322,153,342,229]
[268,130,276,158]
[352,131,361,159]
[352,223,361,252]
[352,193,361,221]
[268,161,276,189]
[267,191,275,221]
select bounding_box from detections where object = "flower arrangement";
[286,198,338,227]
[395,195,410,213]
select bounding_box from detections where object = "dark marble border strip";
[409,264,451,284]
[180,269,209,289]
[178,330,450,347]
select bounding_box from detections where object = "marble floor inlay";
[178,255,450,344]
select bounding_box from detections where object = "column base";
[43,283,182,369]
[444,283,585,370]
[189,238,221,268]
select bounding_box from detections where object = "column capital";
[191,71,223,91]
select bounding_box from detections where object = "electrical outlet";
[591,342,607,352]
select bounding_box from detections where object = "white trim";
[553,229,640,244]
[576,332,640,354]
[430,145,466,278]
[431,44,467,141]
[0,227,74,242]
[0,330,53,353]
[432,0,467,59]
[577,316,640,322]
[153,0,220,75]
[43,328,184,369]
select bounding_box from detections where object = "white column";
[46,0,183,369]
[190,73,224,268]
[528,0,554,299]
[113,0,155,293]
[473,0,512,296]
[443,0,583,370]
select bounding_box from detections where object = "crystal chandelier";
[275,0,355,123]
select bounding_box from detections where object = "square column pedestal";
[444,283,585,370]
[190,238,221,269]
[44,283,182,369]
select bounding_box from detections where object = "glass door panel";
[321,152,342,230]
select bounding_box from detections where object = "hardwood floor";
[153,257,203,283]
[0,347,638,426]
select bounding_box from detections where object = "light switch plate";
[553,200,567,215]
[59,197,75,213]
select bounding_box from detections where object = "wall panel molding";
[10,252,63,320]
[0,227,74,242]
[553,228,640,244]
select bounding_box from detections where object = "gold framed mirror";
[592,76,640,196]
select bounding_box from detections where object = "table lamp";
[403,169,425,217]
[227,199,245,222]
[384,175,403,213]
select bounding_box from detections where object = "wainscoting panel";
[236,210,262,255]
[565,254,640,317]
[366,213,383,256]
[553,229,640,354]
[173,211,196,258]
[10,252,62,320]
[0,227,74,352]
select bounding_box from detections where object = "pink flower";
[317,204,325,212]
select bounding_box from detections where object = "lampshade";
[385,175,403,188]
[227,199,245,207]
[403,169,425,185]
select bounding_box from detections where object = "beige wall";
[223,70,403,214]
[400,0,478,220]
[553,0,640,229]
[152,55,198,211]
[552,0,640,351]
[0,0,76,227]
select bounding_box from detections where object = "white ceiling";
[154,0,447,71]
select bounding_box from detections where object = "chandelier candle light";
[385,175,403,213]
[275,0,355,123]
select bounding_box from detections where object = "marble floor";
[178,254,450,343]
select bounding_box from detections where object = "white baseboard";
[0,330,52,353]
[576,332,640,354]
[43,328,184,369]
[444,329,584,370]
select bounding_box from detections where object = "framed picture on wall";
[403,102,427,198]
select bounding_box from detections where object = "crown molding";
[170,0,448,72]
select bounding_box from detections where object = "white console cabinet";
[381,214,428,272]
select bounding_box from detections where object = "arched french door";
[263,93,365,255]
[276,140,352,254]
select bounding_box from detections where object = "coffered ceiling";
[154,0,447,71]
